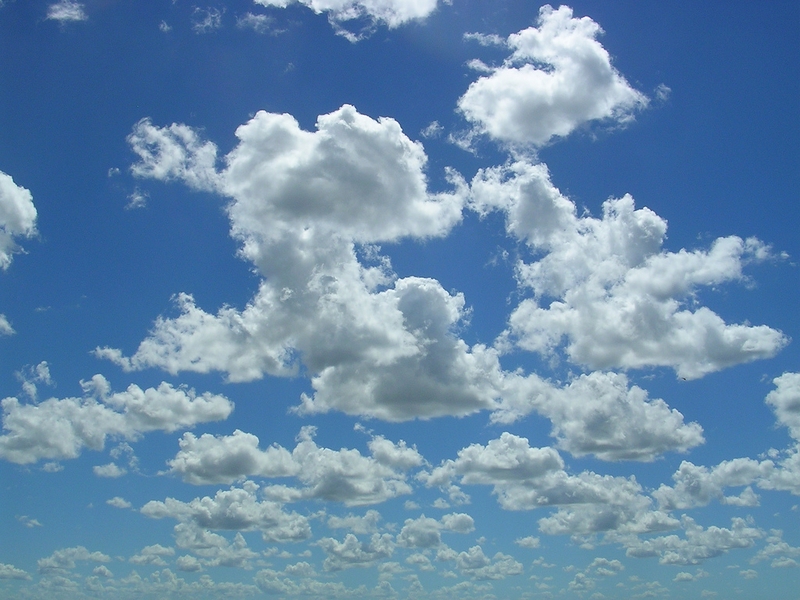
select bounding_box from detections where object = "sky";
[0,0,799,598]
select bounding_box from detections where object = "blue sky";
[1,1,799,598]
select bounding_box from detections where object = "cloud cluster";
[254,0,439,34]
[142,480,312,546]
[459,5,647,147]
[471,160,786,379]
[166,425,422,506]
[0,169,37,272]
[0,375,232,464]
[421,432,677,536]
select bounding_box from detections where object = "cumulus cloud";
[0,374,232,464]
[165,426,421,506]
[625,516,762,565]
[142,480,312,544]
[766,372,800,440]
[101,106,531,423]
[422,432,677,536]
[396,513,474,548]
[38,547,110,573]
[253,0,438,39]
[0,563,31,580]
[130,544,175,567]
[454,545,523,580]
[471,160,786,379]
[46,1,87,22]
[496,370,703,461]
[458,5,647,147]
[316,532,395,571]
[0,169,37,270]
[106,496,132,509]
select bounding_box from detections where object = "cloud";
[316,533,394,571]
[253,0,439,36]
[422,432,677,536]
[497,371,704,461]
[191,7,224,34]
[142,480,312,545]
[38,547,110,573]
[396,513,474,548]
[327,510,382,535]
[0,374,232,464]
[458,5,647,147]
[93,462,127,478]
[165,426,421,506]
[106,496,132,509]
[0,169,37,270]
[236,12,279,34]
[471,160,786,379]
[130,544,175,567]
[455,545,523,580]
[514,536,540,548]
[0,314,13,336]
[0,563,31,580]
[766,372,800,440]
[46,1,87,22]
[625,516,762,565]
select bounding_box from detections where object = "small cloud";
[404,500,420,510]
[0,314,14,336]
[192,7,224,34]
[236,12,282,34]
[420,121,444,139]
[739,569,758,579]
[655,83,671,102]
[463,32,505,46]
[41,462,63,473]
[159,20,172,33]
[106,497,132,509]
[46,0,87,22]
[107,167,121,177]
[16,515,43,528]
[93,463,127,478]
[515,536,540,549]
[126,189,148,210]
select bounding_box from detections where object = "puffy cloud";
[455,545,523,580]
[396,513,474,548]
[316,533,394,571]
[0,314,13,336]
[130,544,175,567]
[0,169,37,270]
[46,1,87,22]
[102,106,522,423]
[167,426,421,506]
[653,458,772,510]
[766,372,800,440]
[514,536,540,548]
[625,516,762,565]
[497,371,703,461]
[141,480,312,543]
[253,0,439,33]
[458,5,647,146]
[0,375,232,464]
[327,510,382,535]
[38,547,110,573]
[0,563,31,580]
[422,433,676,536]
[471,160,786,379]
[106,496,132,509]
[93,462,127,478]
[750,530,800,568]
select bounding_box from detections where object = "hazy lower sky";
[1,1,799,598]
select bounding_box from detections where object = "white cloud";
[422,433,677,536]
[514,536,540,548]
[455,545,523,580]
[130,544,175,567]
[38,547,110,573]
[0,314,13,336]
[653,458,772,510]
[625,516,763,565]
[93,462,127,478]
[0,169,37,270]
[750,529,800,568]
[141,481,312,543]
[253,0,439,33]
[102,107,526,424]
[0,563,31,580]
[766,372,800,440]
[316,532,395,571]
[106,496,132,509]
[497,371,703,461]
[458,5,647,147]
[0,374,232,464]
[46,1,87,22]
[236,12,279,34]
[327,510,382,535]
[166,426,420,506]
[471,160,786,379]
